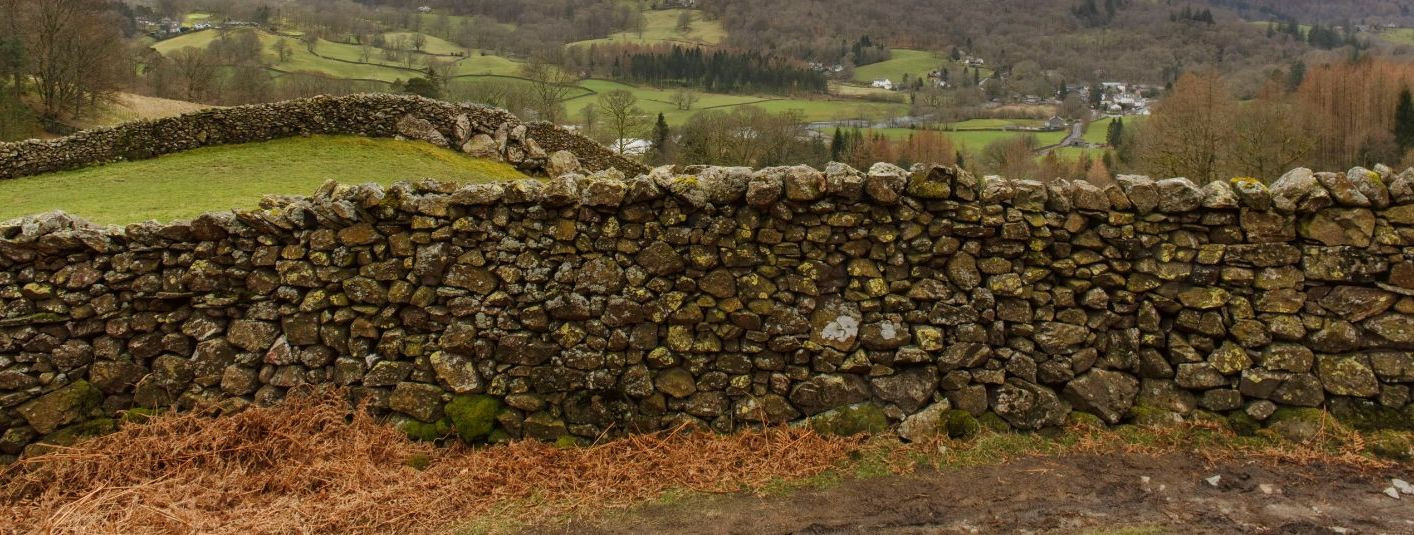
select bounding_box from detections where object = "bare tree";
[599,89,646,154]
[412,33,427,53]
[1135,70,1236,184]
[18,0,127,118]
[273,39,294,63]
[1230,83,1311,181]
[170,47,217,101]
[520,56,576,123]
[676,11,694,33]
[670,88,699,111]
[301,32,319,54]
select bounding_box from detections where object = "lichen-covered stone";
[18,381,101,434]
[1062,369,1138,424]
[990,379,1068,430]
[803,403,889,436]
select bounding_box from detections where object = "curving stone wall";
[0,94,649,180]
[3,156,1414,456]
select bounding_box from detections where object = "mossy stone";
[121,408,159,425]
[977,412,1011,433]
[1128,405,1182,427]
[25,418,118,457]
[1367,430,1412,461]
[1266,407,1330,443]
[554,435,586,448]
[445,394,502,443]
[805,403,889,437]
[1065,411,1105,429]
[487,429,513,444]
[944,409,981,439]
[399,417,453,441]
[1328,398,1414,431]
[43,418,117,445]
[1227,411,1262,436]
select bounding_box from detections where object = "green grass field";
[942,129,1067,149]
[569,9,726,47]
[1083,117,1114,145]
[1376,27,1414,46]
[852,50,945,84]
[753,98,908,122]
[449,52,525,77]
[0,136,527,224]
[946,118,1043,129]
[1052,147,1104,163]
[382,32,465,55]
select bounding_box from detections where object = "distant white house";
[1043,116,1067,130]
[612,138,652,157]
[871,79,894,90]
[417,6,432,13]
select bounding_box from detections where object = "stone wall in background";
[3,158,1414,457]
[0,94,649,180]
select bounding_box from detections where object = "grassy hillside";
[0,136,527,224]
[569,9,726,47]
[382,31,465,55]
[853,50,945,83]
[851,49,995,86]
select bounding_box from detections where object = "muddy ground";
[537,452,1414,535]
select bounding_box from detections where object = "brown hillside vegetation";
[0,392,855,534]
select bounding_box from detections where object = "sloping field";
[569,9,726,47]
[65,93,211,131]
[852,49,946,84]
[0,136,527,224]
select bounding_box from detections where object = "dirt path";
[537,453,1414,535]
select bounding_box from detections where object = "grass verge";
[0,135,527,224]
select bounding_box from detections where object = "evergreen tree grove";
[1106,117,1124,147]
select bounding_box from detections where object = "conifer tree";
[651,113,671,164]
[1395,88,1414,153]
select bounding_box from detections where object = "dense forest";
[702,0,1315,85]
[1207,0,1414,25]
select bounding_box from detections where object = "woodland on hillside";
[703,0,1318,86]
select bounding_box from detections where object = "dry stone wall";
[0,94,649,180]
[3,145,1414,455]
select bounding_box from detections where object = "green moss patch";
[446,394,503,443]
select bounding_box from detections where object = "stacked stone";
[0,94,648,180]
[1,160,1413,458]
